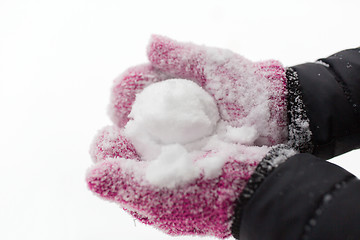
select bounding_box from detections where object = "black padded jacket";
[231,48,360,240]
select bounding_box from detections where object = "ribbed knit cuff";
[286,67,313,153]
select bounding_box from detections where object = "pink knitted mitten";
[87,35,288,238]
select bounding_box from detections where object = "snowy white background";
[1,0,360,239]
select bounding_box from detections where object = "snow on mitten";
[87,35,291,238]
[109,35,288,145]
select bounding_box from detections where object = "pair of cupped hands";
[86,35,290,238]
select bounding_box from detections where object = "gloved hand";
[86,35,290,238]
[109,35,288,145]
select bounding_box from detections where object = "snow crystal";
[315,60,329,67]
[323,193,332,203]
[224,125,259,145]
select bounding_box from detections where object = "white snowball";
[123,78,268,188]
[127,79,220,144]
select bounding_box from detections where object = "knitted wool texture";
[87,35,288,238]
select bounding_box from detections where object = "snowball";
[127,79,220,144]
[124,79,265,188]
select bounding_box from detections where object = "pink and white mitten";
[86,35,290,238]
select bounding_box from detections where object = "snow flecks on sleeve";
[315,60,330,68]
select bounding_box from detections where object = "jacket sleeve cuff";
[288,48,360,159]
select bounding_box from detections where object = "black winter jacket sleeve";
[231,48,360,240]
[289,47,360,159]
[237,153,360,240]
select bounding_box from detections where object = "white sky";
[0,0,359,239]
